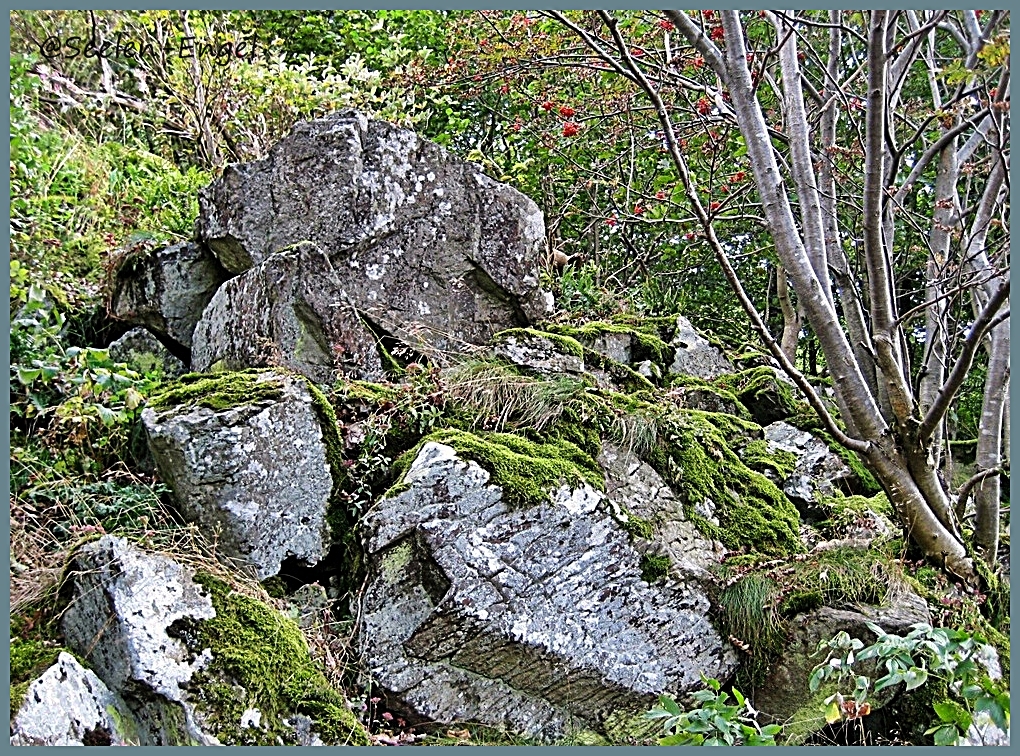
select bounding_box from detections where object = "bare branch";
[919,280,1011,441]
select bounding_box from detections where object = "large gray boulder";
[142,370,334,580]
[668,315,733,380]
[108,241,228,351]
[10,652,136,746]
[360,442,736,741]
[194,111,552,380]
[60,536,219,746]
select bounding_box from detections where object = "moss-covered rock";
[147,368,284,412]
[395,428,604,509]
[714,366,804,426]
[175,573,369,746]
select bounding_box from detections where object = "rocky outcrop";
[142,370,334,580]
[599,442,725,582]
[108,241,228,353]
[754,588,932,744]
[359,442,736,741]
[10,652,135,746]
[191,111,551,380]
[763,421,856,512]
[48,536,368,747]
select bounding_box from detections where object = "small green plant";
[645,675,782,746]
[810,622,1010,745]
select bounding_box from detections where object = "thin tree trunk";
[776,265,802,362]
[973,323,1009,563]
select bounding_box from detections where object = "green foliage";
[646,676,781,746]
[639,553,671,583]
[810,622,1010,746]
[177,574,368,746]
[10,290,164,473]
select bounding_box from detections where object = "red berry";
[710,26,725,41]
[684,231,696,240]
[499,84,509,94]
[634,204,644,215]
[631,48,645,57]
[709,201,721,211]
[655,190,667,200]
[732,171,746,182]
[659,20,675,31]
[542,100,555,111]
[562,122,579,137]
[606,216,618,226]
[690,56,704,69]
[559,105,575,117]
[696,97,712,115]
[720,184,730,194]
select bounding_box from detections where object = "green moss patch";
[492,327,586,359]
[713,366,804,426]
[639,553,671,583]
[9,637,67,719]
[543,320,676,371]
[398,428,604,509]
[147,369,284,412]
[644,408,802,556]
[174,573,368,746]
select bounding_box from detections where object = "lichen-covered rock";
[763,421,856,511]
[58,536,368,747]
[491,328,585,377]
[359,442,736,741]
[109,327,187,378]
[60,536,219,746]
[195,111,551,377]
[9,652,136,746]
[754,588,931,743]
[668,315,733,380]
[108,241,228,351]
[599,442,725,582]
[142,370,333,580]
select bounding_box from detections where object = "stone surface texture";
[142,371,333,580]
[359,442,736,741]
[108,241,227,351]
[10,652,134,746]
[668,315,733,379]
[60,536,219,746]
[109,327,188,377]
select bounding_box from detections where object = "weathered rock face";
[60,536,219,746]
[108,241,228,352]
[142,371,333,580]
[669,315,733,380]
[360,442,736,741]
[599,442,725,582]
[193,111,551,379]
[491,329,585,378]
[191,242,386,382]
[10,652,135,746]
[763,421,856,511]
[109,327,188,378]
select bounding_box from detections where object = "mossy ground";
[174,573,369,746]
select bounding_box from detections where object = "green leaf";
[903,667,928,691]
[932,724,961,746]
[824,701,842,724]
[975,697,1008,733]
